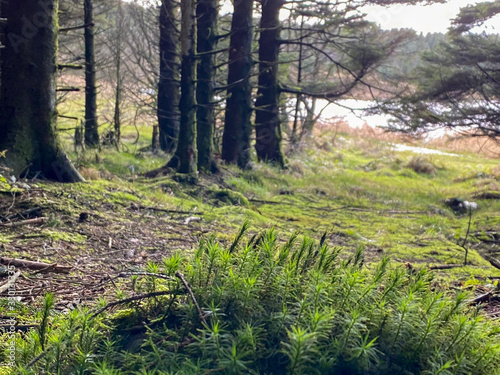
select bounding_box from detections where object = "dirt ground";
[0,182,209,313]
[1,178,499,320]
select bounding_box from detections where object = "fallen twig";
[481,253,500,271]
[90,290,175,319]
[175,271,207,325]
[468,291,493,305]
[2,207,42,222]
[117,271,176,282]
[132,204,203,215]
[0,257,72,274]
[0,270,21,294]
[0,217,47,227]
[429,264,463,270]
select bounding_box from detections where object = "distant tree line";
[377,1,500,139]
[2,0,493,182]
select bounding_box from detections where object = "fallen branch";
[468,291,493,305]
[0,270,21,294]
[90,290,174,319]
[133,204,203,215]
[481,253,500,271]
[117,271,175,282]
[0,257,72,274]
[2,207,42,222]
[429,264,463,270]
[0,217,47,228]
[175,271,207,325]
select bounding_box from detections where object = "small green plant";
[11,227,500,374]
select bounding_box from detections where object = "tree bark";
[0,0,84,182]
[167,0,197,174]
[196,0,218,173]
[221,0,254,169]
[84,0,99,147]
[112,0,123,149]
[291,15,305,149]
[254,0,285,167]
[158,0,179,153]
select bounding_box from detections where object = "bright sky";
[133,0,499,35]
[363,0,499,33]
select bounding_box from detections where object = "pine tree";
[0,0,84,182]
[381,1,500,138]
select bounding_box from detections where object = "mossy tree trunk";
[0,0,84,182]
[221,0,254,169]
[167,0,197,174]
[196,0,218,173]
[158,0,179,153]
[84,0,99,147]
[254,0,285,167]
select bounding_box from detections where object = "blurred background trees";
[2,0,491,180]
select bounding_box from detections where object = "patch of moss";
[208,188,249,206]
[0,234,10,244]
[40,230,87,244]
[0,175,11,192]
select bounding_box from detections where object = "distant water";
[389,143,459,157]
[313,99,446,139]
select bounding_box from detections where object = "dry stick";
[468,291,493,305]
[429,264,463,270]
[136,205,204,215]
[0,217,47,227]
[175,271,207,326]
[0,257,72,274]
[89,290,175,319]
[27,351,46,368]
[117,271,176,282]
[0,270,21,294]
[482,253,500,271]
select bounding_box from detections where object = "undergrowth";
[7,225,500,375]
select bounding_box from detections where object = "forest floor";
[1,129,500,320]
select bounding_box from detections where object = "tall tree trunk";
[0,0,84,182]
[112,0,123,149]
[84,0,99,147]
[158,0,179,153]
[196,0,218,173]
[167,0,197,174]
[221,0,254,169]
[291,15,305,149]
[254,0,284,167]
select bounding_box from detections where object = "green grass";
[53,127,500,281]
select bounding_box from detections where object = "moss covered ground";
[2,129,500,290]
[1,126,500,373]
